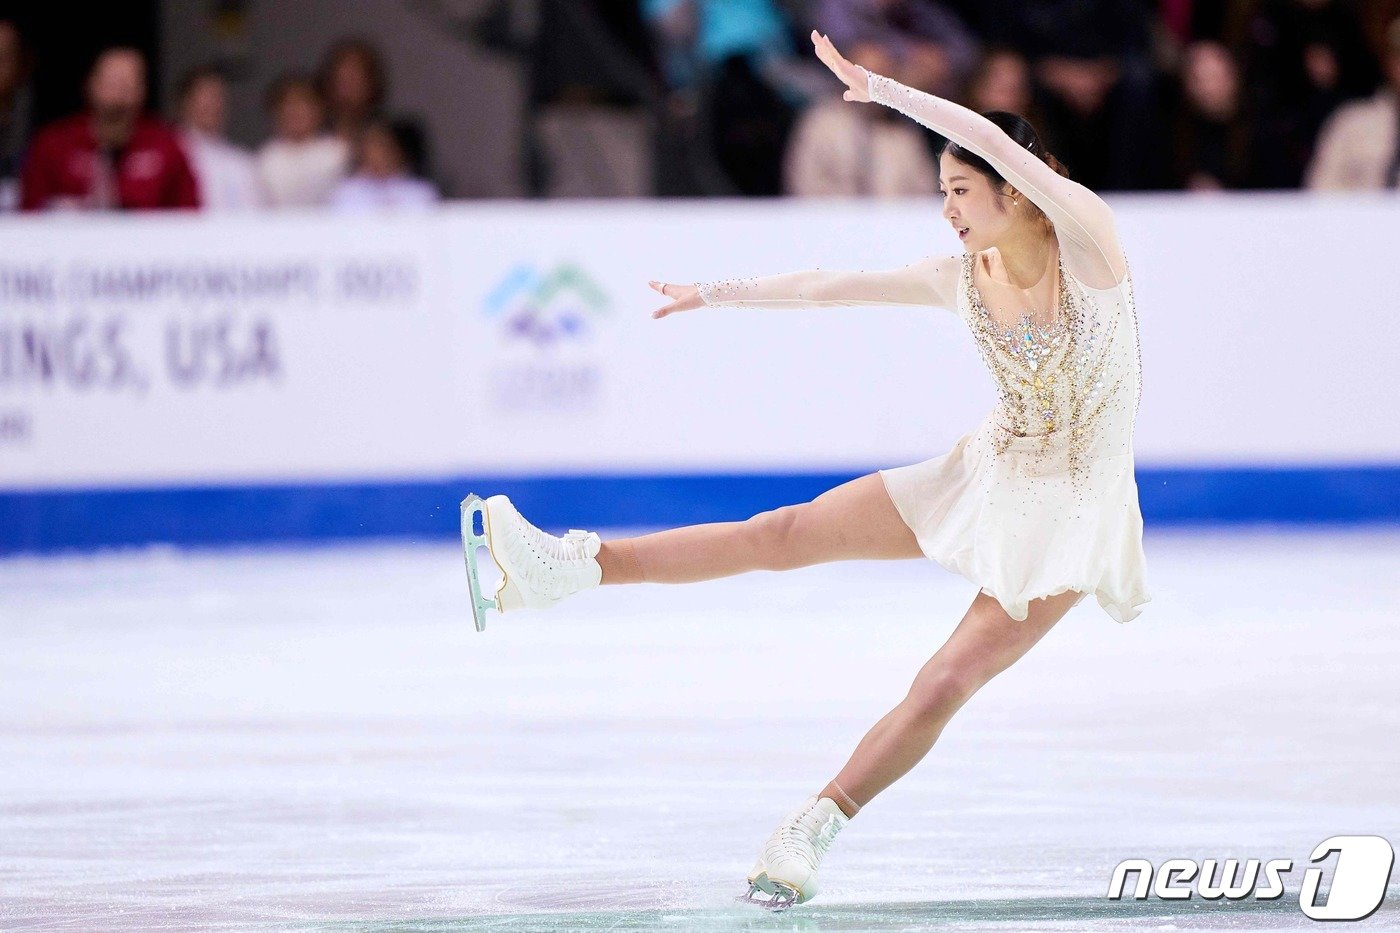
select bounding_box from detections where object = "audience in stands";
[331,117,439,210]
[1305,15,1400,190]
[20,47,198,211]
[784,40,939,197]
[1168,40,1260,190]
[0,19,32,211]
[2,8,1396,207]
[815,0,979,99]
[319,39,388,149]
[177,66,262,210]
[255,74,349,208]
[965,46,1033,116]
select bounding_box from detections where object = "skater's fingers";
[652,301,678,319]
[649,282,701,319]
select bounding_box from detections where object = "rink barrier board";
[2,463,1397,554]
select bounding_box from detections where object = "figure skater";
[459,30,1151,910]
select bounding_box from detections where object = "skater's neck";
[988,229,1056,290]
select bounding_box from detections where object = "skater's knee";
[744,504,804,571]
[904,664,982,718]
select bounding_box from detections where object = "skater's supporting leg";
[596,473,921,585]
[820,588,1083,817]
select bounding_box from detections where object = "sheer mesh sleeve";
[695,254,961,312]
[864,69,1128,290]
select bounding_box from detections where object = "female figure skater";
[462,30,1150,910]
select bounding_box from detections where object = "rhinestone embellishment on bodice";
[961,252,1127,487]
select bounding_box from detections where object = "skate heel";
[493,575,526,613]
[746,857,772,891]
[459,493,501,631]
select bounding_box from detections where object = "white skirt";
[878,420,1152,624]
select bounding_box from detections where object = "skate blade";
[459,493,502,631]
[737,878,798,911]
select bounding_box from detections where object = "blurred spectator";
[20,47,198,211]
[1241,0,1381,187]
[255,74,348,208]
[318,38,385,147]
[783,41,938,196]
[1306,15,1400,189]
[176,66,262,210]
[643,0,803,195]
[1169,40,1259,190]
[476,1,663,197]
[643,0,795,91]
[815,0,980,98]
[330,118,439,210]
[0,19,32,211]
[971,0,1163,189]
[967,46,1033,115]
[318,37,439,194]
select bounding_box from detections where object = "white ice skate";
[459,492,602,631]
[738,795,849,910]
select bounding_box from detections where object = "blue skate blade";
[459,493,498,632]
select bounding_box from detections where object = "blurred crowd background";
[1,0,1399,212]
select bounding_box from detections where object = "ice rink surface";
[2,526,1398,932]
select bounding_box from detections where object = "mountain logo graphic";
[483,262,609,347]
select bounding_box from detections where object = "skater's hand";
[811,30,871,103]
[648,280,703,319]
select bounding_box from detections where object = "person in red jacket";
[20,46,199,211]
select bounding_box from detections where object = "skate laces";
[516,516,594,564]
[775,802,843,872]
[504,508,599,598]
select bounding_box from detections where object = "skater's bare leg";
[596,473,921,585]
[819,587,1083,817]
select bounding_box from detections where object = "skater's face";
[938,152,1023,252]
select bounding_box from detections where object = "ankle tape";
[830,781,860,816]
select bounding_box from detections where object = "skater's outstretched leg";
[598,472,921,585]
[822,587,1083,814]
[465,473,918,615]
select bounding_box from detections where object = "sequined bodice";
[958,252,1143,477]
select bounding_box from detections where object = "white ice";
[2,526,1398,931]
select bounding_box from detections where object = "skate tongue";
[564,529,601,558]
[812,797,850,830]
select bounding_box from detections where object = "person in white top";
[330,118,438,211]
[784,40,938,197]
[176,66,261,210]
[1305,16,1400,191]
[460,30,1150,910]
[255,75,348,208]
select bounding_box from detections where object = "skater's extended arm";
[696,255,960,310]
[649,255,960,319]
[810,31,1127,289]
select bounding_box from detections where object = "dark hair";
[318,37,387,112]
[941,111,1069,229]
[363,117,430,177]
[263,73,322,113]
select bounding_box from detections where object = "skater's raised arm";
[810,31,1127,289]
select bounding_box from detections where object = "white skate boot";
[458,492,602,630]
[739,795,849,910]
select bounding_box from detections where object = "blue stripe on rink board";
[1,464,1398,554]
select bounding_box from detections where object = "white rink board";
[1,193,1396,490]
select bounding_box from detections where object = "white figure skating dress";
[696,69,1151,624]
